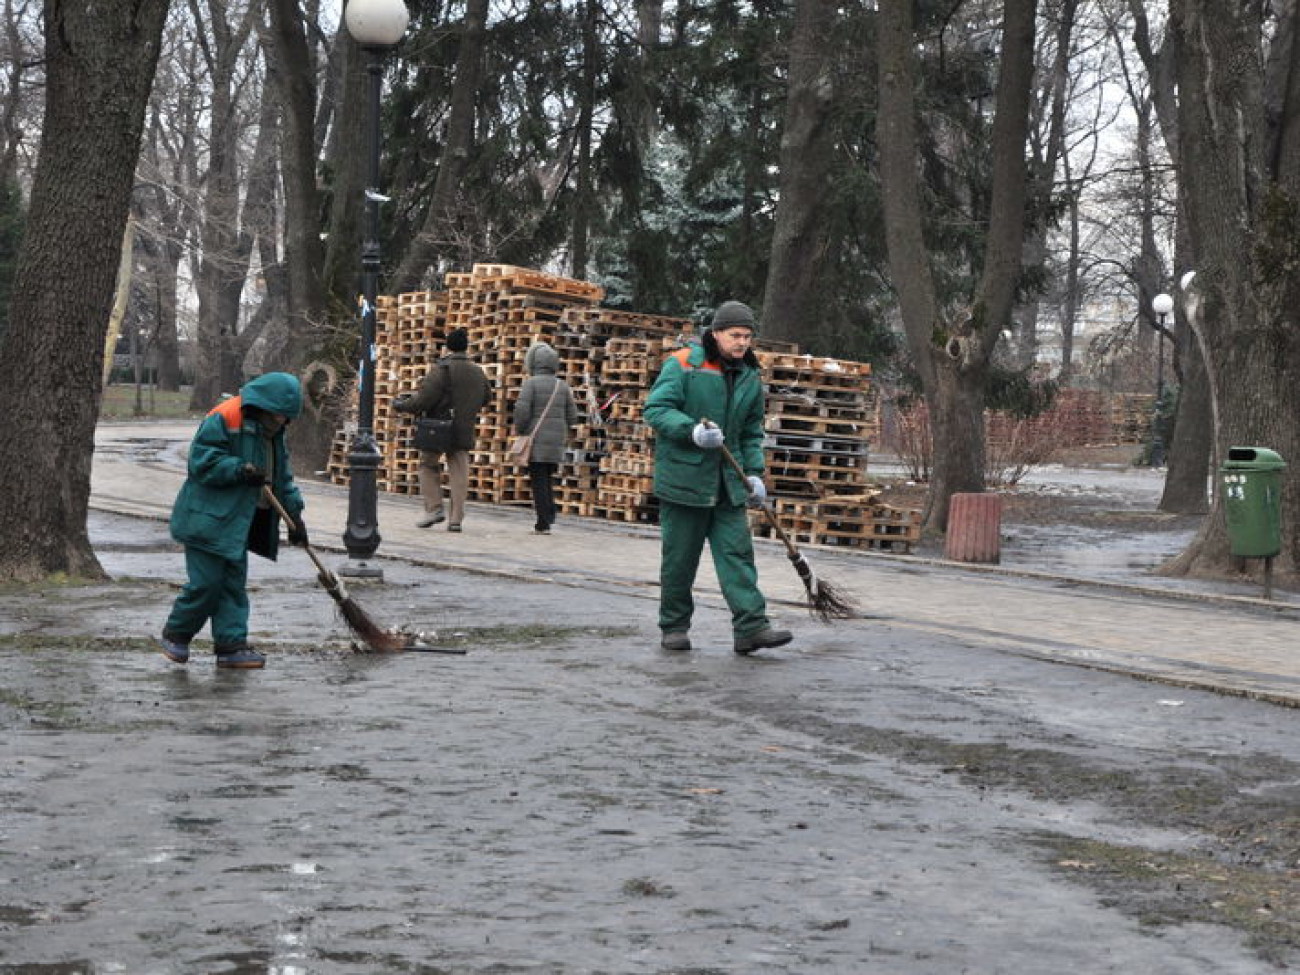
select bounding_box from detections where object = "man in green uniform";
[643,301,793,655]
[159,371,308,669]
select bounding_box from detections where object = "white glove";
[691,423,725,450]
[745,475,767,509]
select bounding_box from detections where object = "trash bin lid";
[1222,446,1287,470]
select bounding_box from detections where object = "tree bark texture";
[878,0,1038,531]
[1166,0,1300,583]
[322,34,366,318]
[267,0,326,352]
[188,2,259,408]
[1158,303,1212,514]
[570,0,599,281]
[392,0,490,293]
[760,0,837,345]
[0,0,169,582]
[1125,0,1213,513]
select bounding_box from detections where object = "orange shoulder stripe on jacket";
[669,348,721,373]
[209,395,244,431]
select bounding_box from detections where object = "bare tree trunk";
[760,0,836,346]
[149,237,185,391]
[322,32,365,315]
[187,1,258,408]
[0,0,34,179]
[0,0,170,582]
[570,0,598,280]
[1165,0,1300,584]
[1158,293,1211,514]
[877,0,1038,531]
[266,0,336,474]
[392,0,490,292]
[1058,155,1082,381]
[266,0,327,354]
[1015,0,1078,372]
[1124,0,1213,513]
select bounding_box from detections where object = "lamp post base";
[343,431,384,580]
[338,559,384,581]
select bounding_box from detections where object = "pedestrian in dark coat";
[513,341,579,534]
[160,371,308,670]
[393,327,491,531]
[642,301,792,656]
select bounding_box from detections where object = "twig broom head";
[788,551,859,622]
[318,570,409,652]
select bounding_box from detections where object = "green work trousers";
[658,499,769,638]
[163,546,251,650]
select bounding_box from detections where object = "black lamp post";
[1149,291,1174,468]
[341,0,409,579]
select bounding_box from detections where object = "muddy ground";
[2,499,1300,972]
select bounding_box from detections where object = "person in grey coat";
[513,341,579,534]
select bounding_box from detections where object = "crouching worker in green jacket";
[159,372,308,670]
[643,301,792,656]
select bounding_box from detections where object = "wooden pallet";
[326,264,897,532]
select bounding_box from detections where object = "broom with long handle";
[707,424,859,622]
[261,486,410,652]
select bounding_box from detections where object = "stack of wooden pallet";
[327,262,920,552]
[749,352,918,552]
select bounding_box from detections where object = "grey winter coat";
[513,342,578,465]
[396,351,491,452]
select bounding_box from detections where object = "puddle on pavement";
[1001,523,1196,582]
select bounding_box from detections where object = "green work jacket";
[169,372,305,562]
[643,344,766,508]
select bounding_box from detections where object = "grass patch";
[0,573,127,594]
[100,384,201,420]
[431,623,639,650]
[0,635,162,654]
[1038,834,1300,964]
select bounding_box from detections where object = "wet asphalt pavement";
[4,423,1300,972]
[3,511,1300,973]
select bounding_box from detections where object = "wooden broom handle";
[261,485,332,578]
[702,419,800,560]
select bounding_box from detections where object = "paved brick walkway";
[91,422,1300,706]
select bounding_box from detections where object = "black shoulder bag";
[412,362,455,453]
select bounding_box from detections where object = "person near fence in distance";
[642,300,792,656]
[159,371,309,670]
[394,327,491,532]
[512,341,579,534]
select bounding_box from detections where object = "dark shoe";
[660,631,692,652]
[416,508,446,528]
[534,526,551,535]
[734,627,792,656]
[215,645,266,669]
[447,524,462,533]
[159,633,190,664]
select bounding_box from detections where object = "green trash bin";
[1220,446,1286,558]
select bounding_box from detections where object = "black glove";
[286,514,308,547]
[240,464,267,486]
[393,394,414,413]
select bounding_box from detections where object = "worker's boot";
[215,644,266,669]
[159,631,191,664]
[734,627,793,656]
[660,631,692,652]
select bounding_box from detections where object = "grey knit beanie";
[710,300,757,332]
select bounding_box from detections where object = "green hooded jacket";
[643,343,766,508]
[169,372,305,561]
